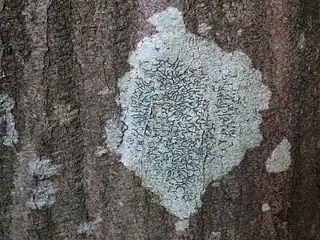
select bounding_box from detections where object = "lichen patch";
[28,156,61,180]
[103,118,123,152]
[210,231,222,240]
[0,94,18,147]
[266,138,292,173]
[52,103,78,126]
[117,7,271,219]
[175,219,189,232]
[77,221,94,236]
[27,155,60,210]
[198,22,211,34]
[27,181,57,210]
[261,203,271,212]
[98,118,124,156]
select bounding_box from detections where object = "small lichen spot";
[27,181,57,210]
[27,155,60,210]
[261,203,271,212]
[212,182,221,188]
[98,118,124,156]
[95,146,108,157]
[198,22,211,34]
[266,138,291,173]
[210,231,222,240]
[103,118,123,152]
[0,94,18,147]
[53,103,78,125]
[28,156,60,180]
[175,219,189,232]
[98,87,112,96]
[298,32,306,49]
[77,221,93,236]
[118,7,271,220]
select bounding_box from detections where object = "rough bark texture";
[0,0,319,239]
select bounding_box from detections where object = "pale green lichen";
[118,7,271,220]
[52,103,78,126]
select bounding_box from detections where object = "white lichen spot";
[95,145,109,157]
[209,231,222,240]
[0,71,5,79]
[27,155,60,210]
[101,118,123,153]
[118,7,271,220]
[77,221,93,236]
[28,156,60,180]
[198,22,211,34]
[175,219,189,232]
[77,217,102,236]
[266,138,292,173]
[98,87,112,96]
[298,32,306,50]
[27,181,57,210]
[261,203,271,212]
[0,0,4,12]
[0,94,18,147]
[212,182,221,188]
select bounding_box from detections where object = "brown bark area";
[0,0,319,239]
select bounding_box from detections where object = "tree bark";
[0,0,319,239]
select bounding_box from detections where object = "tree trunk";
[0,0,319,239]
